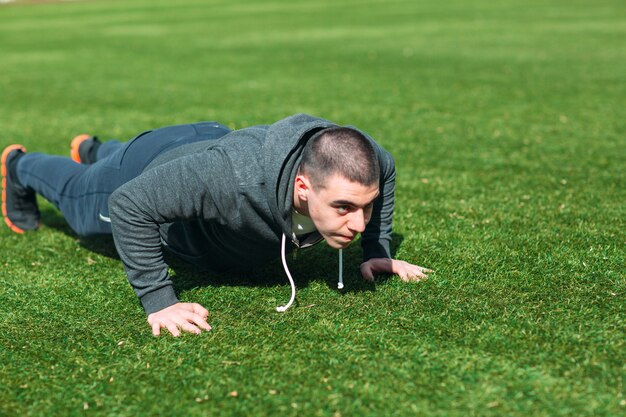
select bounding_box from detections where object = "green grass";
[0,0,624,415]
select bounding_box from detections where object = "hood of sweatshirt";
[262,114,338,244]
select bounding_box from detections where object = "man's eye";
[337,206,349,214]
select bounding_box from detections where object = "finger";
[404,264,430,276]
[411,268,429,278]
[399,269,428,282]
[360,264,375,281]
[180,311,212,332]
[150,320,162,337]
[175,313,211,333]
[192,303,209,319]
[177,321,202,335]
[399,273,418,282]
[419,267,434,273]
[194,317,212,332]
[178,312,211,332]
[164,321,181,337]
[400,274,423,282]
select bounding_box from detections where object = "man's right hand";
[147,302,212,337]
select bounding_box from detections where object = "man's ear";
[294,174,311,201]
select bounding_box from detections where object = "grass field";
[0,0,624,415]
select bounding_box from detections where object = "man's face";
[295,174,380,249]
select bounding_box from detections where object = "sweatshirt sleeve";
[361,148,395,260]
[108,150,236,315]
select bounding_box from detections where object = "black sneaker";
[1,145,40,233]
[70,134,101,164]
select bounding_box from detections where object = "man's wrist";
[140,285,179,315]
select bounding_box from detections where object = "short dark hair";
[298,127,380,189]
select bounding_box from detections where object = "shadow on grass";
[39,205,403,296]
[164,232,401,295]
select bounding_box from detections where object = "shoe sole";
[2,144,29,234]
[70,134,91,164]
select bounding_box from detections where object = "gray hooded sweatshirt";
[108,114,395,314]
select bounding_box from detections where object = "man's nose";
[348,210,366,233]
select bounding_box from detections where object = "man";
[2,114,431,336]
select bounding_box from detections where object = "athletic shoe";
[70,134,101,164]
[1,145,40,233]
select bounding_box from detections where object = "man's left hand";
[360,258,432,282]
